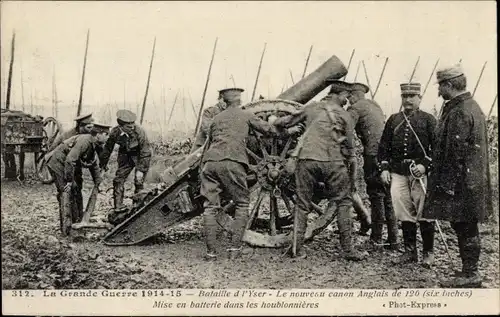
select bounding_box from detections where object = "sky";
[1,1,497,139]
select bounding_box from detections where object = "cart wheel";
[36,154,54,184]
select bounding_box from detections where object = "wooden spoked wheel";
[36,117,62,184]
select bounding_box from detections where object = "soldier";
[346,83,398,249]
[424,65,493,288]
[92,122,111,160]
[99,110,152,213]
[200,88,286,260]
[378,83,437,267]
[47,113,95,153]
[46,129,104,233]
[190,91,227,153]
[273,80,366,261]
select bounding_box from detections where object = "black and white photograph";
[1,1,498,315]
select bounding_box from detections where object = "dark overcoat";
[424,92,493,223]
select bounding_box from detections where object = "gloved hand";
[135,171,145,184]
[63,182,72,192]
[410,163,425,178]
[381,170,391,186]
[286,124,305,136]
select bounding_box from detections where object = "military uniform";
[99,110,152,211]
[191,98,227,153]
[200,88,279,259]
[378,83,437,264]
[424,66,493,288]
[274,81,364,261]
[47,114,94,153]
[46,134,102,231]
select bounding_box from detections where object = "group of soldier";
[40,62,491,289]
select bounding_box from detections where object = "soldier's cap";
[218,88,244,102]
[350,82,370,94]
[116,109,137,123]
[326,80,353,94]
[74,113,94,125]
[436,64,464,84]
[400,83,421,95]
[92,122,111,133]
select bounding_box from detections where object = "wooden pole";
[289,69,295,85]
[166,91,179,126]
[230,74,236,87]
[353,61,361,82]
[140,37,156,124]
[487,94,497,120]
[472,61,487,97]
[373,57,389,99]
[20,63,25,112]
[409,56,420,83]
[5,31,16,110]
[421,58,440,98]
[341,49,356,81]
[187,90,197,120]
[77,29,90,117]
[301,45,313,79]
[361,61,374,99]
[193,37,218,139]
[251,42,267,101]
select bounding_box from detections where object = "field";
[1,130,499,290]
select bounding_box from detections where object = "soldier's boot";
[368,196,384,250]
[228,204,251,260]
[442,236,482,288]
[338,206,366,261]
[393,221,418,264]
[384,201,400,251]
[420,221,435,268]
[289,207,308,259]
[134,180,144,195]
[203,207,220,261]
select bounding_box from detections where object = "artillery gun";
[103,55,369,248]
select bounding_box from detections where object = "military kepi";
[436,64,464,83]
[219,88,244,103]
[74,113,94,125]
[400,83,421,95]
[327,80,352,94]
[116,109,137,123]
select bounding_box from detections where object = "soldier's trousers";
[47,166,84,231]
[363,155,397,243]
[113,153,146,209]
[295,159,353,253]
[200,160,249,254]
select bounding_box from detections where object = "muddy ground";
[1,154,499,290]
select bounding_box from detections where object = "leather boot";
[369,195,384,248]
[338,206,366,261]
[441,235,482,288]
[420,221,435,268]
[384,198,400,251]
[203,207,219,260]
[291,206,308,259]
[393,221,418,264]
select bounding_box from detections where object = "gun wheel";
[218,99,339,248]
[36,117,61,184]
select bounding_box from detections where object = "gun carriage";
[103,55,369,248]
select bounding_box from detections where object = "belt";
[390,159,417,176]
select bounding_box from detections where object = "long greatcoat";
[424,92,493,223]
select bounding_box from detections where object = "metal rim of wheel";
[218,99,338,249]
[36,117,61,184]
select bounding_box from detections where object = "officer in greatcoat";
[378,83,437,267]
[346,82,398,249]
[273,80,366,261]
[99,110,152,212]
[200,88,285,260]
[190,91,227,153]
[46,130,104,233]
[424,65,493,288]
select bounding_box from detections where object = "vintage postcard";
[1,1,498,315]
